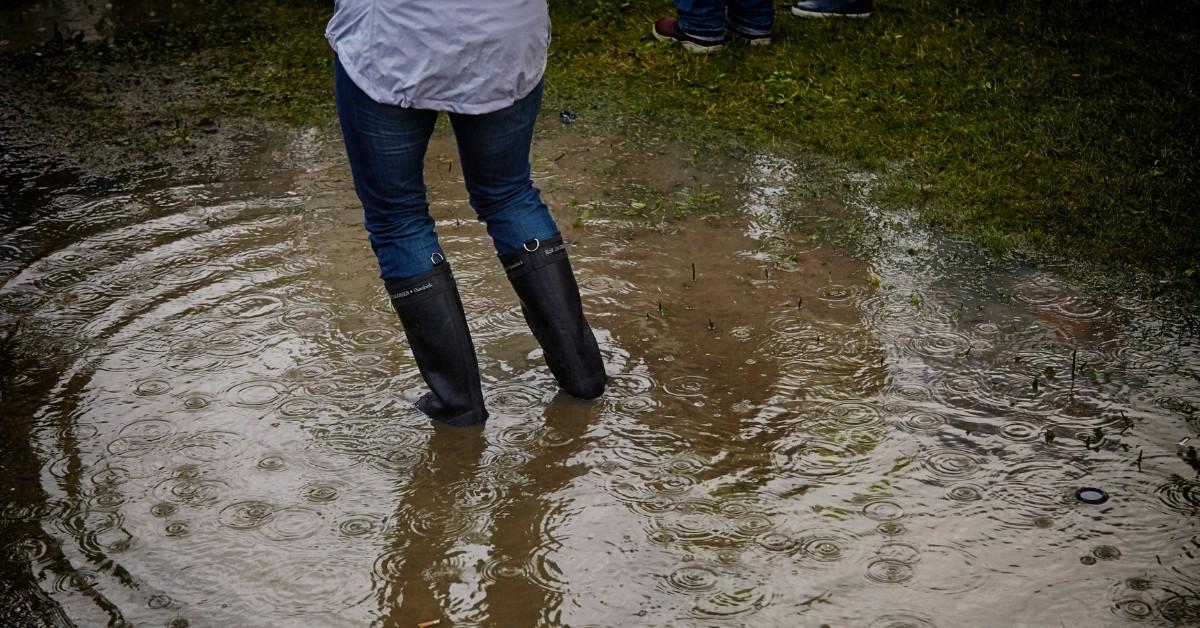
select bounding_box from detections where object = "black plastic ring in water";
[1075,487,1109,505]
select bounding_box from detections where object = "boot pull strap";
[525,238,568,270]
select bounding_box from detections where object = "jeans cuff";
[675,17,727,41]
[377,243,446,283]
[726,13,773,37]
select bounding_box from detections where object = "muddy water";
[2,122,1199,628]
[0,0,181,49]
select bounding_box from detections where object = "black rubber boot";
[385,261,488,426]
[500,235,606,399]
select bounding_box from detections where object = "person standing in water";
[326,1,607,427]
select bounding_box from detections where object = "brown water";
[0,0,181,49]
[2,122,1199,627]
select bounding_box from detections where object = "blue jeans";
[334,58,561,281]
[676,0,775,40]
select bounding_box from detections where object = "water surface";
[2,123,1199,627]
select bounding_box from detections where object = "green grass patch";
[548,0,1200,282]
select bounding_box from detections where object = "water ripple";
[862,500,905,522]
[867,613,937,628]
[772,437,871,480]
[218,500,275,530]
[662,564,719,593]
[526,543,567,593]
[663,375,708,399]
[336,513,386,539]
[688,580,772,620]
[259,506,325,542]
[918,448,985,483]
[797,529,862,565]
[1154,475,1200,516]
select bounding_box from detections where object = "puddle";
[0,0,183,49]
[2,118,1199,627]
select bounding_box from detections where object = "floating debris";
[1182,446,1200,475]
[1074,487,1109,505]
[1070,348,1078,397]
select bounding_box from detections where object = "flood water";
[2,120,1199,627]
[0,0,181,49]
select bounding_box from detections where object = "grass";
[548,0,1200,282]
[2,0,1198,286]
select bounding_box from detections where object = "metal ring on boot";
[430,252,446,265]
[523,238,540,252]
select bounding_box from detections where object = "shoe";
[501,235,606,400]
[791,0,873,18]
[385,261,488,427]
[729,25,772,46]
[652,17,725,54]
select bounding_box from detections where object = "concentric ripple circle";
[217,500,275,530]
[797,529,860,564]
[919,448,985,483]
[663,565,719,593]
[865,559,915,585]
[862,500,905,522]
[336,514,385,539]
[259,506,325,541]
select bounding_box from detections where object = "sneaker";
[652,17,725,54]
[728,25,772,46]
[791,0,873,18]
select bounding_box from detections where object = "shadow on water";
[2,101,1200,626]
[378,398,598,625]
[0,343,75,627]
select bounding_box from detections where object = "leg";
[498,236,607,399]
[334,57,442,282]
[727,0,775,39]
[334,58,487,426]
[446,80,558,257]
[448,83,606,400]
[674,0,729,41]
[384,262,488,426]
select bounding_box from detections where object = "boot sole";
[652,25,724,53]
[791,8,872,18]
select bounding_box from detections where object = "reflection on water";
[0,0,183,49]
[2,124,1199,627]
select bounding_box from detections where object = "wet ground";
[2,113,1200,628]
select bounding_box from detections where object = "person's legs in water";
[447,81,607,400]
[334,57,487,426]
